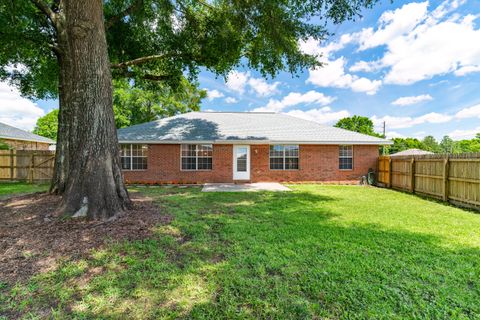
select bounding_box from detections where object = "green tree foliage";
[113,79,206,128]
[439,135,461,153]
[33,109,59,140]
[421,135,441,153]
[454,134,480,153]
[1,0,380,99]
[334,116,383,137]
[0,139,10,150]
[0,0,382,218]
[34,79,206,138]
[387,134,480,155]
[387,138,424,154]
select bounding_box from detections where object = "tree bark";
[51,0,130,219]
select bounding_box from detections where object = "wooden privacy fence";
[378,153,480,209]
[0,150,55,182]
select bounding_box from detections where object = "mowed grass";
[0,182,49,197]
[2,185,480,319]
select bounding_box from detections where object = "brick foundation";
[122,144,379,184]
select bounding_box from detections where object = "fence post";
[410,157,415,193]
[388,157,392,188]
[29,153,35,183]
[9,149,14,180]
[443,155,449,202]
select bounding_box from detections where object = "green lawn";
[2,185,480,319]
[0,182,49,197]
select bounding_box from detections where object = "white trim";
[119,140,392,145]
[233,145,250,180]
[180,144,213,171]
[120,143,148,170]
[0,135,54,144]
[269,144,300,170]
[339,145,354,171]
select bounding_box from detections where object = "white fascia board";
[0,135,55,144]
[119,139,393,145]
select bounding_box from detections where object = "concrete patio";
[202,182,291,192]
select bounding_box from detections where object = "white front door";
[233,145,250,180]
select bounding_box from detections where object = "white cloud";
[225,70,281,97]
[372,112,452,129]
[350,78,382,95]
[350,1,480,84]
[448,127,480,139]
[0,82,45,131]
[314,1,480,84]
[391,94,433,106]
[349,60,383,73]
[454,104,480,119]
[206,89,224,101]
[299,34,353,59]
[224,97,238,104]
[225,71,249,94]
[372,103,480,131]
[454,65,480,76]
[386,131,406,139]
[284,107,350,124]
[253,90,336,112]
[307,57,381,95]
[247,77,280,97]
[356,1,429,51]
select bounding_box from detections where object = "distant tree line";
[335,116,480,154]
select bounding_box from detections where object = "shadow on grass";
[2,187,480,319]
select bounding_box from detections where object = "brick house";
[0,122,54,150]
[117,112,392,184]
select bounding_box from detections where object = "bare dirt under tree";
[0,192,170,285]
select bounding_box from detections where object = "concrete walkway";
[202,182,290,192]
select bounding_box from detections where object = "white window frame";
[269,144,299,170]
[339,145,353,170]
[180,144,213,171]
[120,144,148,171]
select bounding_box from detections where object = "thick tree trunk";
[51,0,130,219]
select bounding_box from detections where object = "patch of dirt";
[0,192,171,285]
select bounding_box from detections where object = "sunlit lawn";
[0,182,49,197]
[2,185,480,319]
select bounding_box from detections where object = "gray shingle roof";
[0,122,55,144]
[390,149,434,157]
[118,112,392,145]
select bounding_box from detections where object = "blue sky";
[2,0,480,140]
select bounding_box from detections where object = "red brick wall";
[250,144,378,182]
[122,144,379,184]
[123,144,233,184]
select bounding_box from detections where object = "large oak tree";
[1,0,378,219]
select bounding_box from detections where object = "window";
[120,144,148,170]
[339,145,353,170]
[269,145,299,170]
[181,144,213,170]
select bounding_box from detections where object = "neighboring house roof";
[390,149,434,157]
[118,112,392,145]
[0,122,55,144]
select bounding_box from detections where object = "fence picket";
[378,153,480,210]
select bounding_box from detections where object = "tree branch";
[30,0,57,26]
[110,52,188,69]
[111,54,173,69]
[113,69,172,82]
[105,0,144,29]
